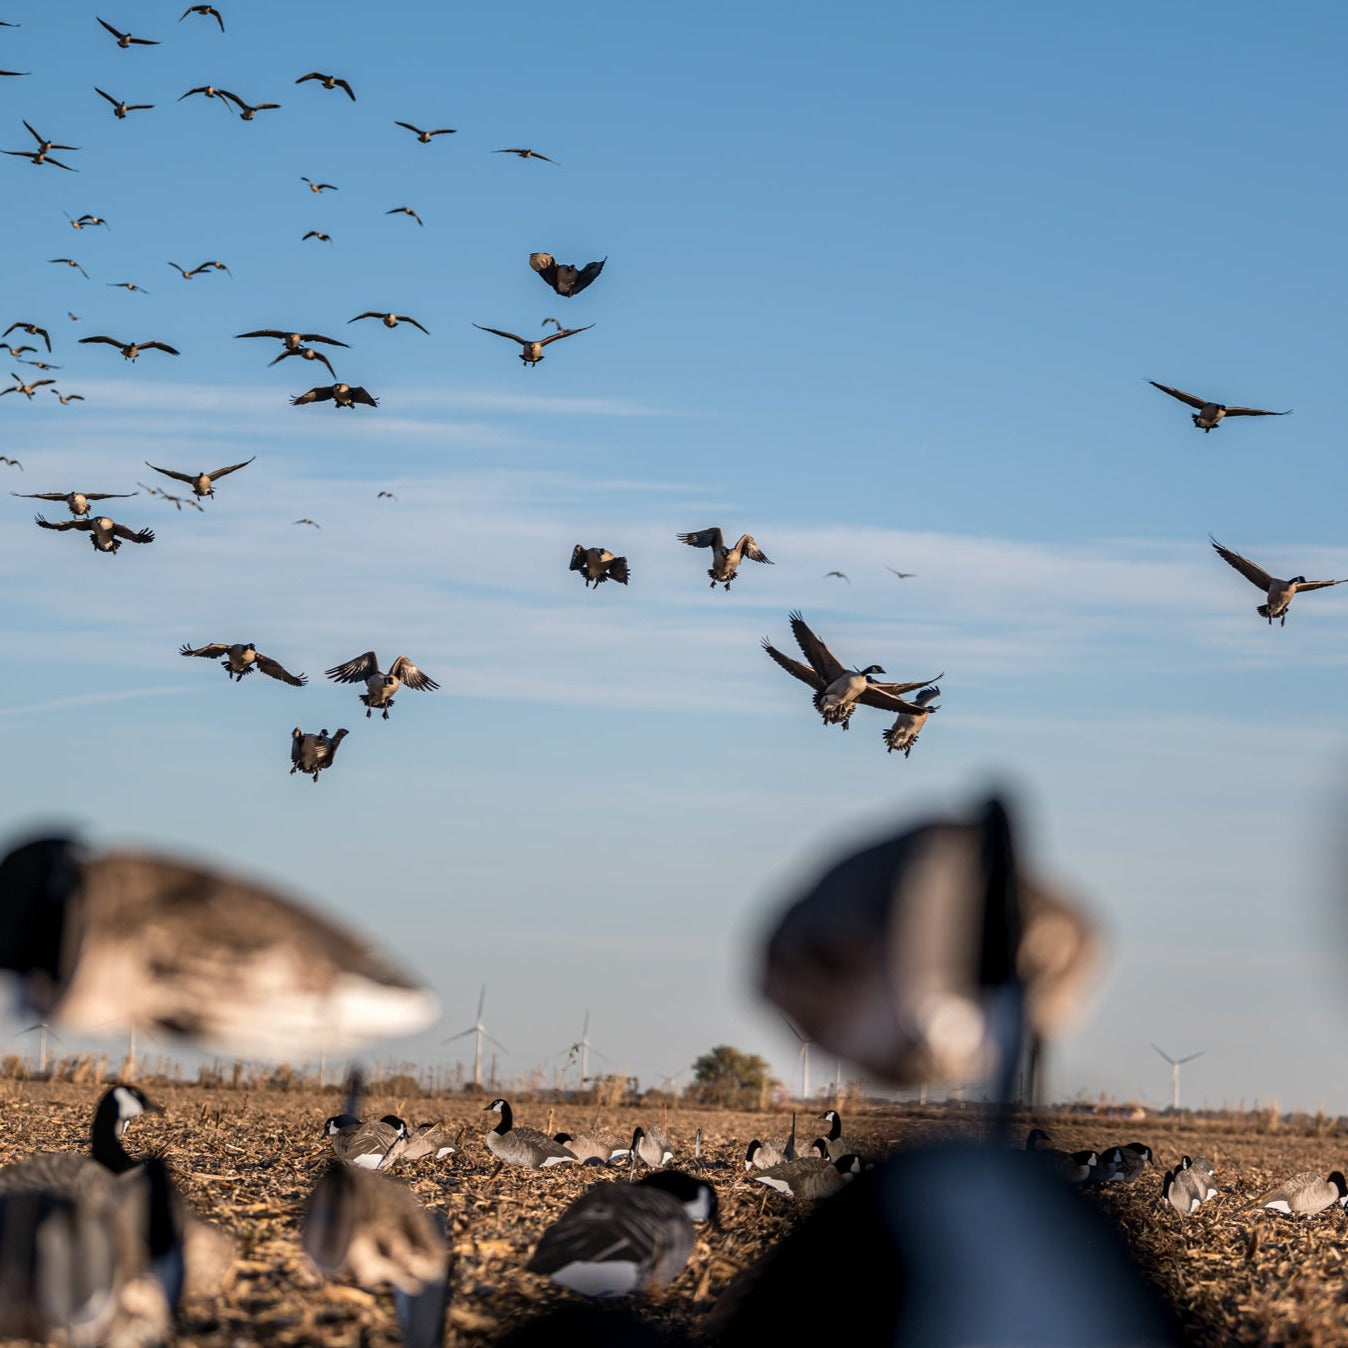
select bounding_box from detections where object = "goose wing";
[737,534,772,564]
[1291,577,1348,594]
[862,671,945,700]
[236,329,289,340]
[348,312,382,323]
[111,522,154,544]
[676,527,724,552]
[1148,381,1207,410]
[78,335,126,350]
[1221,404,1291,418]
[206,457,255,480]
[82,492,137,501]
[326,651,379,684]
[761,639,823,692]
[146,462,195,486]
[291,385,335,405]
[13,491,71,501]
[1210,538,1273,592]
[539,323,593,346]
[473,324,527,345]
[787,611,847,682]
[255,653,307,686]
[35,514,89,531]
[344,386,378,407]
[856,683,938,714]
[567,258,606,296]
[139,341,179,355]
[394,121,423,135]
[302,332,349,347]
[401,316,429,334]
[569,544,586,572]
[388,656,439,692]
[180,642,231,658]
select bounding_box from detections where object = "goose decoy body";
[676,527,772,590]
[3,321,51,351]
[762,611,940,731]
[554,1129,623,1165]
[270,345,336,376]
[1025,1130,1097,1185]
[570,544,629,588]
[1251,1170,1348,1216]
[628,1125,675,1169]
[291,382,377,408]
[291,726,348,781]
[324,651,439,719]
[237,327,348,351]
[4,372,55,398]
[0,836,438,1055]
[1149,380,1290,431]
[180,641,306,685]
[1209,536,1346,627]
[744,1136,795,1171]
[326,1114,409,1169]
[526,1170,716,1296]
[1094,1142,1154,1183]
[78,335,177,360]
[145,456,254,499]
[752,1152,861,1200]
[349,311,430,333]
[883,685,940,757]
[97,17,158,46]
[12,489,136,517]
[1183,1155,1218,1199]
[817,1110,881,1165]
[483,1099,578,1170]
[1161,1160,1214,1216]
[529,253,606,298]
[180,5,225,31]
[94,87,154,118]
[474,322,592,366]
[35,513,153,552]
[394,121,456,142]
[297,71,356,100]
[397,1122,459,1163]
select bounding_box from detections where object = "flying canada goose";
[627,1125,675,1169]
[1250,1170,1348,1217]
[297,70,356,100]
[301,176,338,192]
[13,488,136,517]
[48,257,88,277]
[1149,380,1291,431]
[145,456,254,500]
[495,147,556,163]
[3,321,50,351]
[882,684,940,757]
[302,230,332,243]
[394,121,455,142]
[349,311,430,333]
[107,280,150,293]
[166,260,222,279]
[676,527,773,590]
[0,836,439,1055]
[553,1129,624,1165]
[473,322,592,366]
[824,570,849,582]
[325,1114,409,1169]
[179,641,306,686]
[526,1170,717,1296]
[68,212,107,228]
[529,253,606,297]
[1209,536,1346,626]
[386,205,423,225]
[302,1162,449,1348]
[482,1100,579,1171]
[4,146,76,169]
[3,372,55,398]
[97,17,159,46]
[237,327,348,351]
[294,517,320,528]
[218,90,279,119]
[325,651,438,719]
[377,491,396,500]
[271,345,335,376]
[761,611,940,731]
[569,544,629,588]
[0,457,20,468]
[139,481,202,511]
[291,726,348,781]
[396,1122,459,1164]
[78,335,178,360]
[94,87,154,118]
[23,358,61,371]
[3,343,34,358]
[291,382,377,408]
[26,121,79,155]
[179,83,236,104]
[180,5,225,32]
[542,317,563,331]
[35,513,153,552]
[52,392,85,405]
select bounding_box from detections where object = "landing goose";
[882,685,940,757]
[291,382,377,408]
[570,544,629,588]
[291,726,348,780]
[35,513,153,552]
[482,1099,578,1170]
[78,335,177,360]
[271,346,336,376]
[145,455,254,499]
[529,253,606,298]
[12,488,136,517]
[1210,536,1346,626]
[180,641,306,685]
[1149,380,1290,431]
[324,651,439,719]
[473,322,592,366]
[676,527,772,590]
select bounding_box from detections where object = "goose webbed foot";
[365,708,372,718]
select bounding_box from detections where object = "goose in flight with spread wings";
[145,456,254,499]
[236,327,348,352]
[291,382,376,408]
[325,652,439,720]
[296,71,355,101]
[529,253,605,298]
[883,684,941,758]
[1209,537,1347,627]
[1149,381,1291,432]
[78,335,177,360]
[349,311,429,334]
[12,488,136,517]
[675,527,772,590]
[473,322,592,366]
[394,121,455,143]
[35,514,153,553]
[180,642,306,685]
[762,611,941,731]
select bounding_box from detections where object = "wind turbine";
[560,1010,605,1090]
[781,1012,811,1102]
[444,987,507,1089]
[1151,1043,1203,1112]
[19,1021,57,1076]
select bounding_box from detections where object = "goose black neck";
[90,1090,138,1173]
[0,837,77,982]
[492,1101,513,1134]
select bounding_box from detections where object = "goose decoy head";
[324,1113,361,1136]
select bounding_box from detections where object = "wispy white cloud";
[0,685,193,718]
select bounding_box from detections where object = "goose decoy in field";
[1209,536,1346,627]
[569,544,629,588]
[94,87,154,118]
[473,322,592,366]
[146,456,254,500]
[397,1122,459,1163]
[35,513,153,552]
[13,488,136,517]
[78,334,178,360]
[1182,1155,1219,1200]
[297,70,356,100]
[180,5,225,31]
[1250,1170,1348,1216]
[218,90,280,119]
[817,1110,882,1165]
[49,257,88,278]
[291,382,377,408]
[495,147,556,163]
[0,1085,163,1187]
[394,121,455,142]
[325,1114,409,1169]
[179,641,307,685]
[349,310,430,334]
[627,1125,675,1169]
[482,1099,579,1171]
[883,685,940,757]
[270,345,336,376]
[301,176,338,192]
[743,1130,797,1171]
[761,611,940,731]
[3,372,56,398]
[291,726,348,781]
[97,17,159,46]
[302,230,332,243]
[324,651,439,719]
[1149,380,1290,432]
[676,527,772,590]
[386,205,423,225]
[237,326,348,351]
[526,1170,717,1295]
[554,1129,624,1165]
[303,1161,450,1348]
[529,253,606,298]
[3,321,50,351]
[1094,1143,1155,1183]
[5,146,76,169]
[0,835,438,1054]
[752,1152,861,1200]
[1161,1164,1205,1215]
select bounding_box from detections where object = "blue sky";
[2,2,1347,1112]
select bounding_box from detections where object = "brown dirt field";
[2,1082,1346,1345]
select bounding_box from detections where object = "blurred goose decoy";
[179,641,306,686]
[529,253,606,298]
[12,489,136,517]
[817,1110,881,1165]
[3,321,51,352]
[237,327,348,351]
[744,1119,798,1171]
[326,1114,409,1170]
[483,1099,578,1171]
[180,5,225,31]
[291,726,348,781]
[4,372,56,398]
[94,87,154,118]
[145,455,254,499]
[474,322,592,366]
[762,611,940,731]
[526,1170,716,1296]
[752,1152,861,1200]
[883,685,941,757]
[1094,1142,1155,1183]
[349,310,429,334]
[386,205,423,225]
[676,527,772,590]
[297,70,356,100]
[394,121,456,142]
[1025,1131,1097,1185]
[324,651,439,719]
[0,836,438,1055]
[628,1125,675,1169]
[35,513,153,552]
[397,1122,459,1164]
[1149,380,1290,432]
[570,544,629,588]
[303,1161,450,1348]
[554,1129,623,1165]
[78,335,177,360]
[97,17,158,46]
[1250,1170,1348,1217]
[291,382,376,408]
[1209,536,1346,627]
[495,147,556,163]
[270,345,335,376]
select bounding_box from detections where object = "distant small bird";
[167,260,220,279]
[96,17,159,47]
[218,90,279,119]
[325,651,439,720]
[495,147,556,163]
[1210,536,1347,627]
[348,311,429,334]
[542,317,563,332]
[52,391,85,405]
[24,121,78,155]
[570,544,629,589]
[291,383,377,408]
[473,322,592,366]
[107,281,150,293]
[2,344,33,358]
[529,253,605,297]
[3,372,55,398]
[138,482,202,511]
[302,230,332,243]
[291,728,348,782]
[824,570,849,582]
[377,491,396,500]
[1149,380,1291,432]
[293,518,320,528]
[145,456,254,500]
[181,641,306,686]
[385,205,422,225]
[94,87,154,119]
[3,147,76,170]
[179,83,236,104]
[676,527,773,590]
[13,488,136,517]
[270,346,335,377]
[35,513,153,553]
[79,335,178,360]
[0,457,21,469]
[237,328,348,351]
[48,257,88,278]
[3,322,51,352]
[394,121,455,142]
[179,5,224,32]
[297,71,355,100]
[302,176,338,192]
[66,212,107,228]
[887,567,916,579]
[67,312,79,320]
